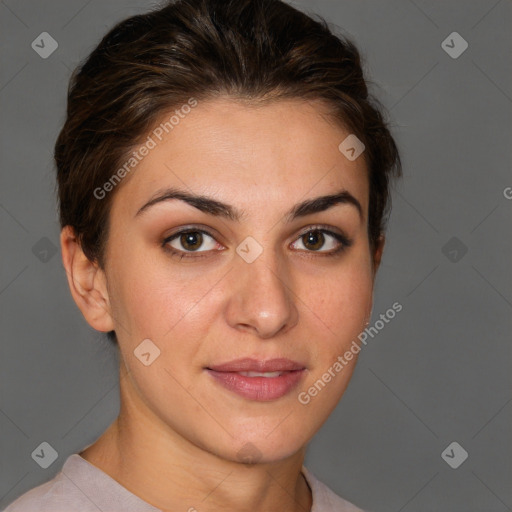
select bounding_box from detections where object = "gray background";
[1,0,511,511]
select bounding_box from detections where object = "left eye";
[291,229,345,252]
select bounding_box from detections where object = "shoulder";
[302,466,367,512]
[1,463,98,512]
[1,454,159,512]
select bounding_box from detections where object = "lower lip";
[205,369,306,401]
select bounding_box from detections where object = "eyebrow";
[135,186,363,222]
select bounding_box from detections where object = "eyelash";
[161,224,353,261]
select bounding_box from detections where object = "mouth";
[205,358,307,401]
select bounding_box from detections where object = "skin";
[61,97,384,512]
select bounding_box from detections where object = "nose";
[224,248,299,339]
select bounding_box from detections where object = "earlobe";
[60,226,115,333]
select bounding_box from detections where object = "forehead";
[111,97,369,221]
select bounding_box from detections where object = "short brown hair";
[55,0,402,342]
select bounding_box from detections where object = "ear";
[60,225,114,333]
[372,234,385,278]
[363,234,386,328]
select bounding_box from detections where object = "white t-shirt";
[2,454,366,511]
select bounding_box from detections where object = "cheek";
[109,252,223,344]
[298,258,373,342]
[294,264,373,422]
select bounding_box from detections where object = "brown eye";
[291,228,349,254]
[302,230,325,251]
[164,229,219,256]
[179,231,203,251]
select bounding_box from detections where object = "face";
[99,97,379,463]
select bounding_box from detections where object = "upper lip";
[206,358,306,372]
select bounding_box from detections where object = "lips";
[205,358,307,401]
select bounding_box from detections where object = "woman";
[3,0,401,510]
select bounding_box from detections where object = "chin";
[200,421,311,466]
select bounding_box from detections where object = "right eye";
[162,228,223,259]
